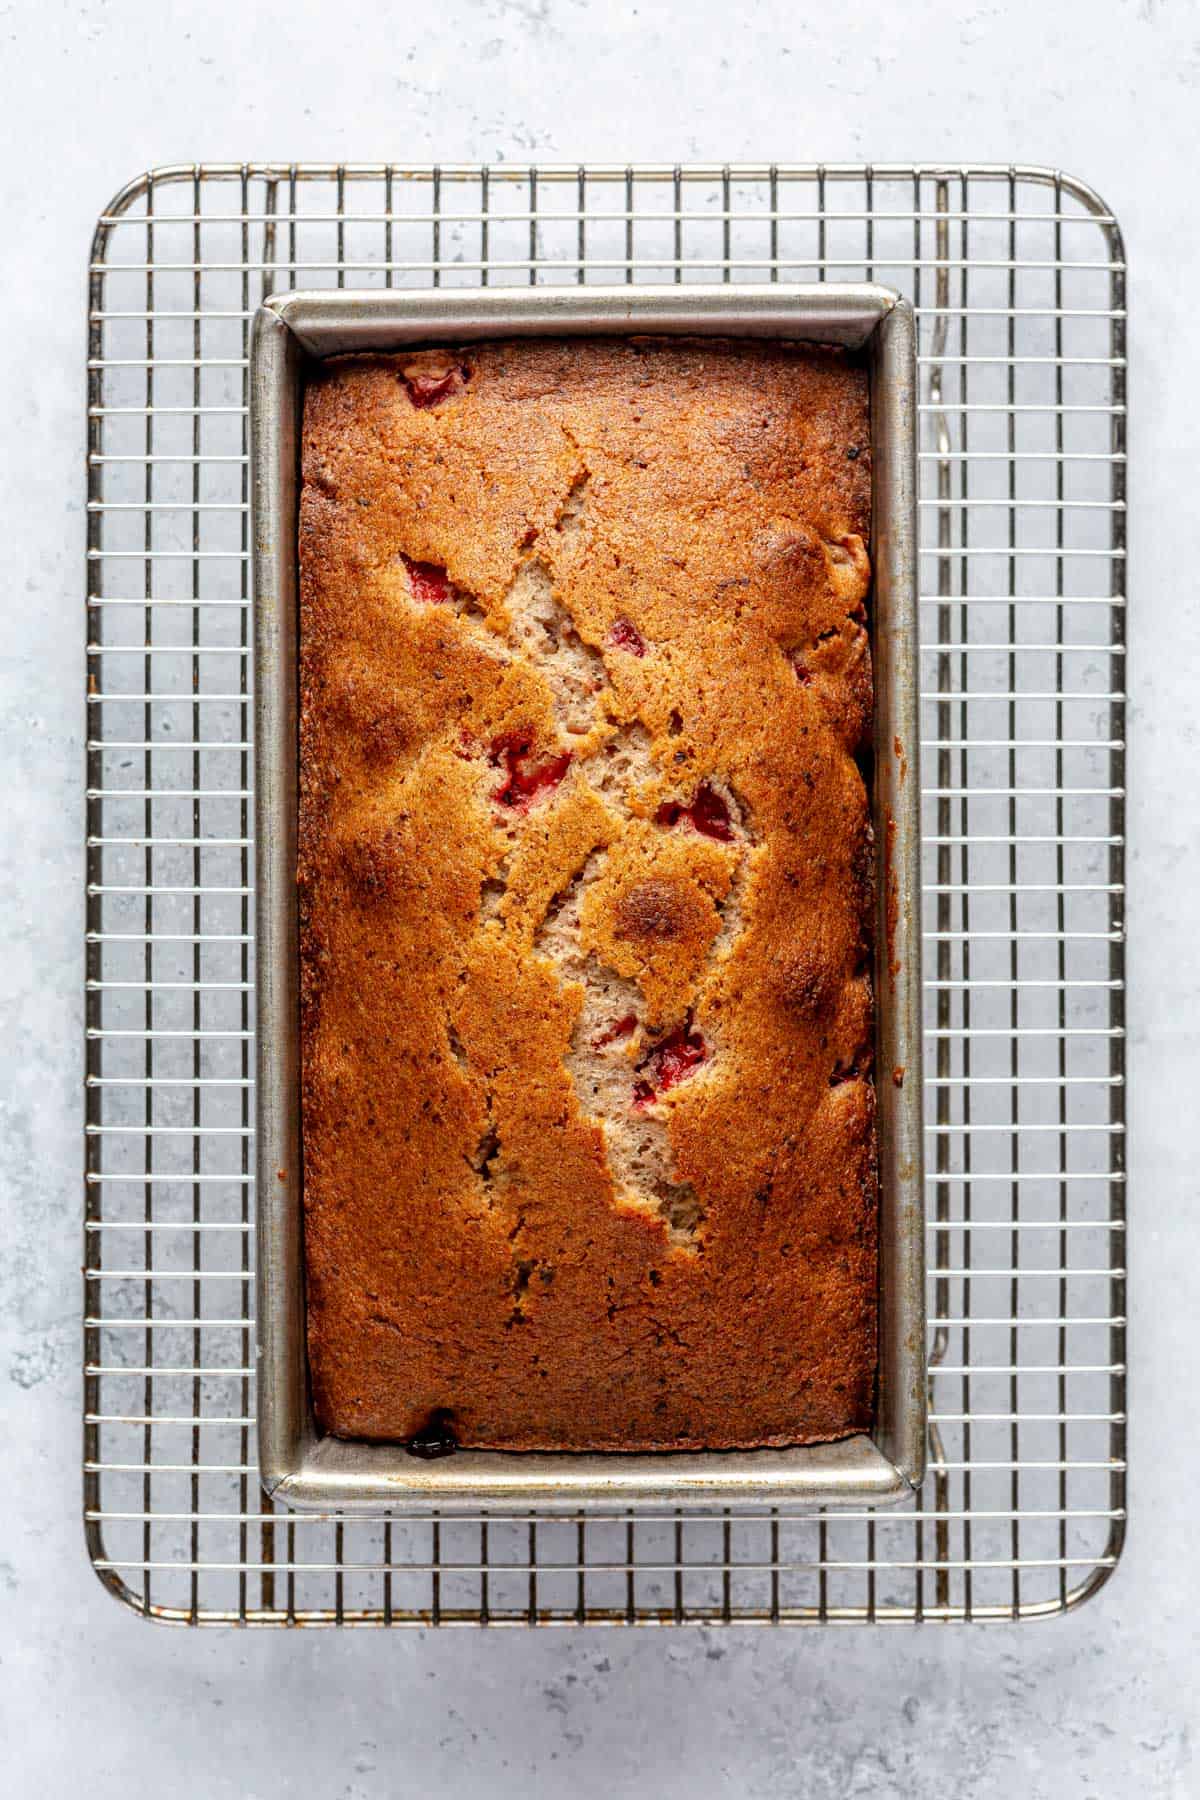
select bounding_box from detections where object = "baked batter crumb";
[299,337,878,1451]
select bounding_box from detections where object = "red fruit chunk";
[402,555,452,604]
[791,655,814,686]
[402,363,467,408]
[632,1023,707,1108]
[608,618,646,657]
[595,1013,637,1049]
[654,780,734,842]
[490,733,571,809]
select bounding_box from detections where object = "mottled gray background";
[2,1,1197,1793]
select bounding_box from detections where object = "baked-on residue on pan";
[299,338,877,1452]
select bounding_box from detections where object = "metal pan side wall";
[250,285,924,1514]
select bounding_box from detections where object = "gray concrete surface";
[2,0,1198,1793]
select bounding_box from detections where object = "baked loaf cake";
[299,337,877,1452]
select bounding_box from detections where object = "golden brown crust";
[300,337,877,1451]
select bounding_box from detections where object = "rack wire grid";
[84,162,1127,1627]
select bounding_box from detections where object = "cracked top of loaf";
[299,337,877,1452]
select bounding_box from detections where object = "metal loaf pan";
[251,284,924,1513]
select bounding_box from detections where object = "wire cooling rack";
[85,162,1126,1626]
